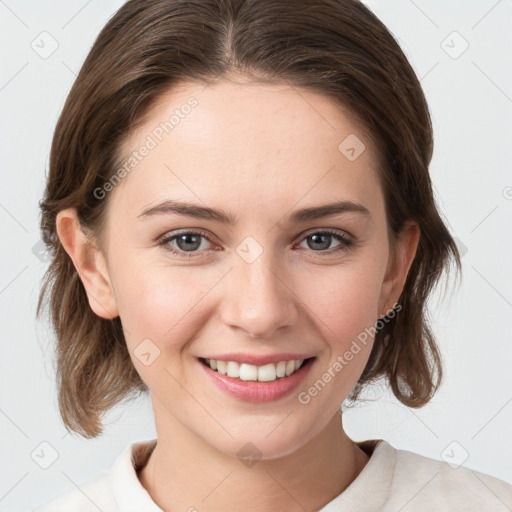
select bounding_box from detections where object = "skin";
[57,76,419,512]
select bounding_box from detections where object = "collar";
[110,438,162,512]
[109,437,395,512]
[318,439,396,511]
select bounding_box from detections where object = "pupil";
[309,234,330,251]
[177,234,201,251]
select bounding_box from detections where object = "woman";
[33,0,512,510]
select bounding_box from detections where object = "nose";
[220,250,299,339]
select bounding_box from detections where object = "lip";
[200,352,315,366]
[197,356,315,403]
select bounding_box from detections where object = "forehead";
[112,78,383,219]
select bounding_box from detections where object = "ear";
[378,221,420,316]
[56,208,119,319]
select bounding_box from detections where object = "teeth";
[226,361,240,378]
[285,360,295,376]
[216,360,227,375]
[239,363,258,381]
[205,358,305,382]
[276,361,286,378]
[258,363,276,382]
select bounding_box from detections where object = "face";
[85,77,411,459]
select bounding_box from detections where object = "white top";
[32,438,512,511]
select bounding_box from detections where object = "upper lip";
[200,353,315,366]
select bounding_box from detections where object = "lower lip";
[198,358,315,403]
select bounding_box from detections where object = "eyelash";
[157,228,355,259]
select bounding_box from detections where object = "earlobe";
[56,208,119,319]
[378,221,420,316]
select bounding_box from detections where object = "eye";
[158,229,215,258]
[296,230,354,254]
[157,228,355,259]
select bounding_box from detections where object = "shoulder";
[383,441,512,511]
[31,438,159,512]
[31,471,116,512]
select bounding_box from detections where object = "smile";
[201,357,310,382]
[197,356,316,402]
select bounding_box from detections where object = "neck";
[139,406,369,512]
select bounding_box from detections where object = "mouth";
[199,356,314,382]
[197,356,316,402]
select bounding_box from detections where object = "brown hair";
[37,0,461,438]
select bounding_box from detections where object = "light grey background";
[1,1,511,510]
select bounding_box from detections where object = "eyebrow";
[137,199,371,224]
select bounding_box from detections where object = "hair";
[37,0,461,439]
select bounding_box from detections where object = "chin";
[204,419,317,463]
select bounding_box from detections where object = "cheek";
[297,260,384,346]
[290,263,384,421]
[111,261,221,394]
[113,251,384,351]
[110,256,214,348]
